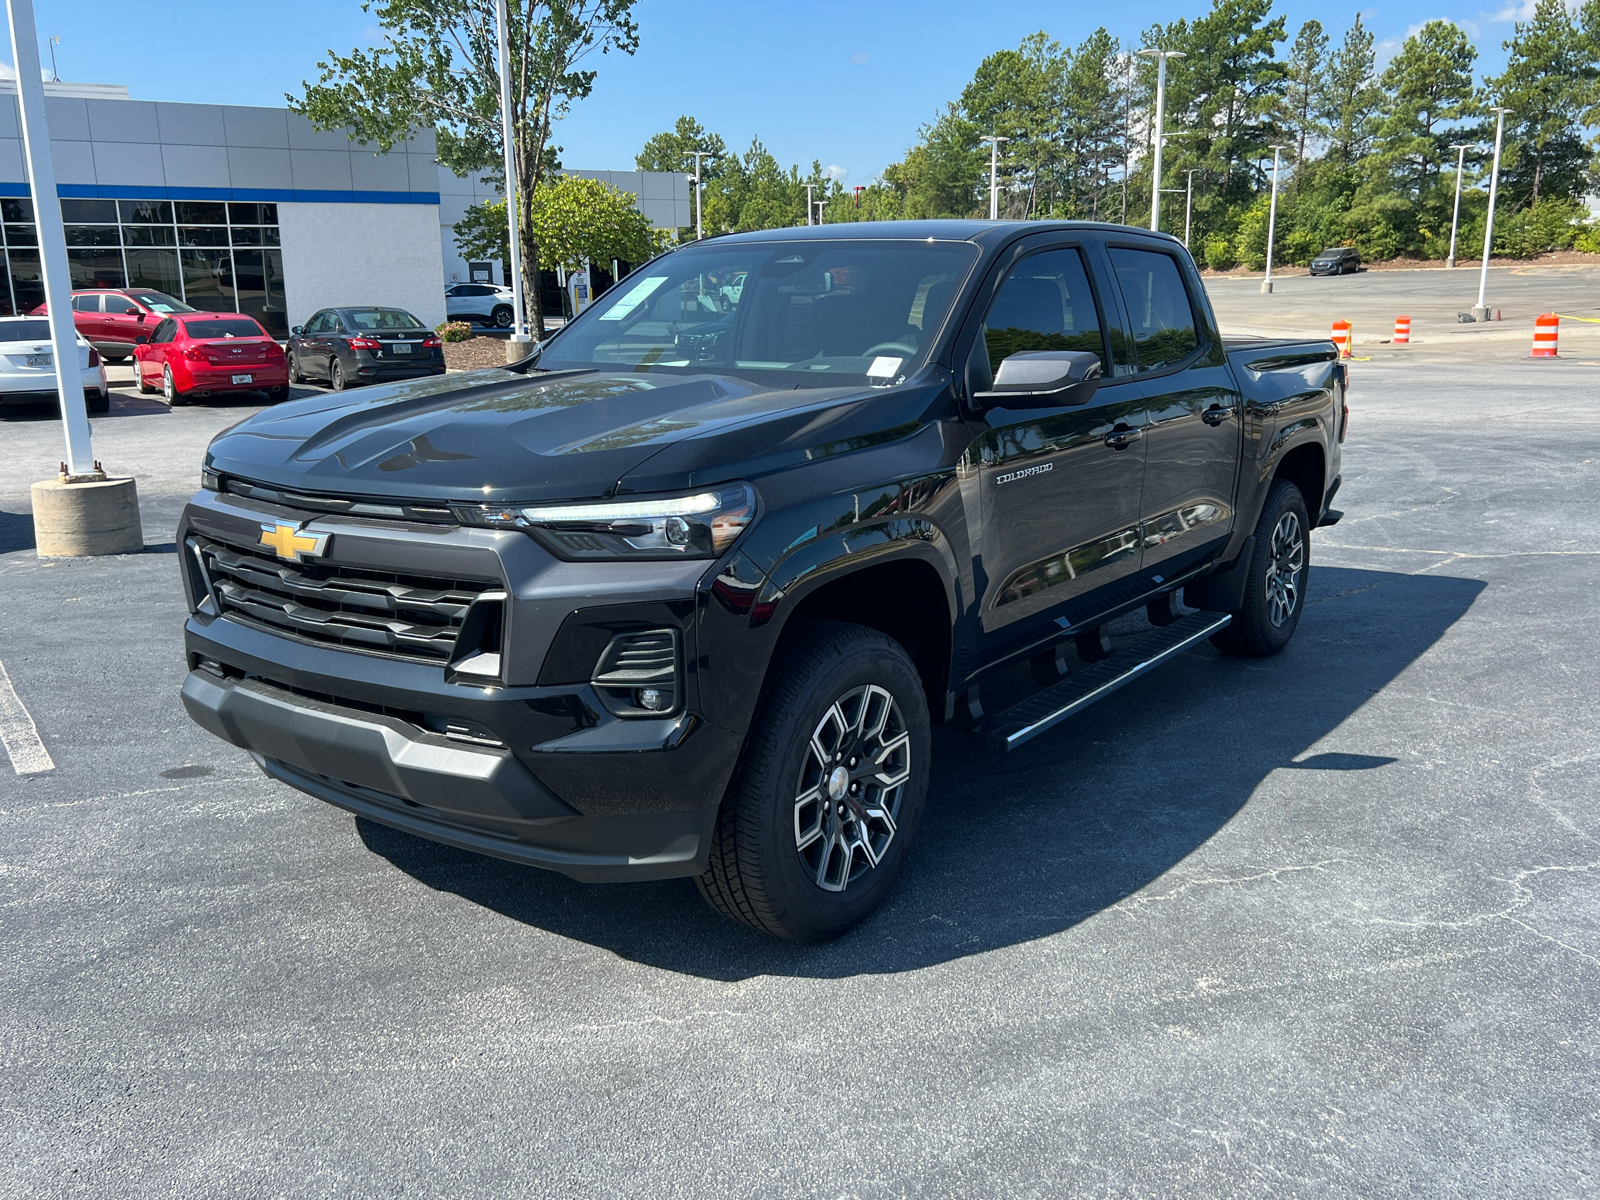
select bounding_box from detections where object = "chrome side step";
[973,611,1232,753]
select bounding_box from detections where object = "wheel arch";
[1271,440,1326,520]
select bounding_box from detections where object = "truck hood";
[203,366,933,504]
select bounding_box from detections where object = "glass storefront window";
[175,201,227,225]
[125,247,183,296]
[0,197,283,330]
[119,200,174,224]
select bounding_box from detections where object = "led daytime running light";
[517,492,723,523]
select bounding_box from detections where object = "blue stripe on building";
[0,182,440,204]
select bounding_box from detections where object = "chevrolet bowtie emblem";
[258,522,330,562]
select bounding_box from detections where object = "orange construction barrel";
[1532,313,1559,358]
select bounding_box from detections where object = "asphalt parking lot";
[2,289,1598,1196]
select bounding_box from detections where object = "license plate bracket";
[26,353,51,368]
[392,343,413,355]
[231,373,253,385]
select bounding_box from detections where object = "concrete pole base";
[1471,305,1490,322]
[31,476,143,556]
[506,335,535,364]
[1446,257,1456,269]
[1260,279,1274,295]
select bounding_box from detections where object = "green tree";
[635,115,728,178]
[961,33,1064,217]
[1320,14,1380,168]
[1487,0,1595,205]
[1055,29,1125,220]
[1281,20,1328,185]
[1370,20,1481,200]
[878,105,984,218]
[453,175,667,272]
[292,0,640,335]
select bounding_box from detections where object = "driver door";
[964,244,1149,639]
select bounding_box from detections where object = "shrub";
[1494,197,1586,258]
[1202,233,1236,271]
[436,321,474,343]
[1574,226,1600,254]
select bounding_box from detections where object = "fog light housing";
[638,687,666,711]
[591,628,681,717]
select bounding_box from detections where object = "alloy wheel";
[793,683,911,892]
[331,360,344,391]
[1265,510,1305,628]
[162,366,176,404]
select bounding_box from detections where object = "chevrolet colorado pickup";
[178,220,1346,942]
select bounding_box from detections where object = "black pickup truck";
[178,220,1346,941]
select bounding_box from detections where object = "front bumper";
[181,669,716,881]
[178,487,744,881]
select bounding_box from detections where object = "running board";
[973,611,1232,753]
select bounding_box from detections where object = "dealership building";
[0,80,690,336]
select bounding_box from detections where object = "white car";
[444,282,517,328]
[0,316,109,414]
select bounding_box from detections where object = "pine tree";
[1320,14,1379,168]
[1371,21,1481,200]
[1487,0,1595,205]
[1282,20,1329,186]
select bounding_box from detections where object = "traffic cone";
[1393,315,1411,345]
[1330,319,1352,359]
[1532,313,1559,358]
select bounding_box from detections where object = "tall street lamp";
[1474,108,1511,320]
[980,134,1009,220]
[1183,168,1199,248]
[804,182,814,226]
[1137,48,1185,233]
[1260,145,1285,295]
[494,0,530,352]
[1446,143,1473,269]
[684,150,713,240]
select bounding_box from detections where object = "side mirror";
[976,350,1104,407]
[290,326,303,336]
[125,307,141,316]
[134,336,149,346]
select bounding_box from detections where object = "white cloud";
[826,164,848,182]
[0,62,54,82]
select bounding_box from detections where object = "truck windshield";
[539,239,979,387]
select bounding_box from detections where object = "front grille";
[194,532,498,663]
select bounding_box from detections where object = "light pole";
[980,135,1009,219]
[1260,145,1285,295]
[814,199,826,226]
[684,150,712,240]
[1446,143,1472,268]
[1183,168,1198,248]
[804,182,814,226]
[1474,109,1510,319]
[494,0,530,350]
[1137,48,1185,232]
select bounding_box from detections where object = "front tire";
[697,620,931,942]
[1212,479,1310,657]
[135,366,153,394]
[491,304,514,329]
[288,348,303,385]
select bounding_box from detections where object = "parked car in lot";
[133,312,287,406]
[0,316,109,413]
[445,282,517,328]
[179,220,1346,941]
[1309,247,1362,275]
[32,288,197,362]
[287,307,445,390]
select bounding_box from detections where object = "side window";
[979,248,1106,381]
[1108,248,1200,373]
[307,312,329,334]
[151,319,175,344]
[71,294,101,313]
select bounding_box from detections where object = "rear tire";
[1212,479,1309,657]
[330,358,346,391]
[697,620,931,942]
[86,390,110,415]
[162,366,186,407]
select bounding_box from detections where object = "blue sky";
[5,0,1536,182]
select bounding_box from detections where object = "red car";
[132,312,288,406]
[32,288,197,362]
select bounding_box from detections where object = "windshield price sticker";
[867,356,903,378]
[599,275,670,321]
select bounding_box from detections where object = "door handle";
[1202,404,1234,426]
[1104,424,1143,450]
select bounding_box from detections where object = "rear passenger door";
[1106,244,1241,584]
[963,242,1150,639]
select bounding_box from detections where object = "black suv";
[178,221,1345,941]
[1309,247,1362,275]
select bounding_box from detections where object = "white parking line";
[0,659,54,774]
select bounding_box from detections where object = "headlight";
[464,482,755,561]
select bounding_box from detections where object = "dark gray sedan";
[1309,246,1362,275]
[287,307,446,390]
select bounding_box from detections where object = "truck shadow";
[357,565,1485,979]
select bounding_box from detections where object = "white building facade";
[0,81,687,335]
